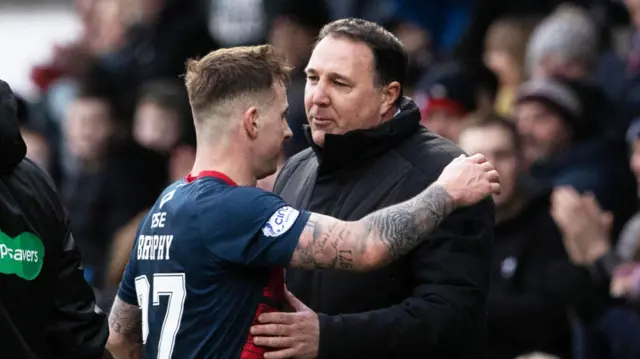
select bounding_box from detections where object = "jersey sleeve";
[117,233,142,306]
[200,186,310,267]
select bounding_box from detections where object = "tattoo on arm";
[364,184,454,261]
[109,297,142,343]
[290,184,455,270]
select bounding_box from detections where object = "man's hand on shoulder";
[434,153,501,207]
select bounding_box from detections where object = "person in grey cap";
[513,76,637,235]
[525,4,599,81]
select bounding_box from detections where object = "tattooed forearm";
[106,297,143,359]
[290,184,455,271]
[363,184,455,262]
[109,297,142,339]
[291,217,352,269]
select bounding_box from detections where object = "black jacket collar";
[0,80,26,175]
[304,97,422,173]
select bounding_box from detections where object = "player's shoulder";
[191,183,302,241]
[223,187,303,238]
[212,185,283,211]
[149,180,190,210]
[185,179,284,215]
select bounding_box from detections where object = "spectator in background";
[415,63,481,143]
[526,4,599,81]
[89,0,217,112]
[459,115,572,359]
[514,76,636,235]
[522,3,628,107]
[32,0,128,93]
[484,16,538,117]
[550,185,634,359]
[268,0,330,158]
[454,0,579,61]
[60,76,166,298]
[207,0,269,48]
[552,118,640,297]
[133,78,193,155]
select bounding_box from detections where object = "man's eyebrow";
[328,72,352,83]
[305,68,352,83]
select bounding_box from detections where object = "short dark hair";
[75,75,130,124]
[317,18,408,103]
[184,45,291,120]
[138,79,195,143]
[138,79,192,121]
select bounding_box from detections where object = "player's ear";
[243,107,259,139]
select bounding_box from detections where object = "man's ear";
[380,81,401,116]
[243,107,259,139]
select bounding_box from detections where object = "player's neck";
[191,148,256,187]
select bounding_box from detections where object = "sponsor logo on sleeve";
[262,206,300,237]
[0,231,45,281]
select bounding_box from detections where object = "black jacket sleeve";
[316,199,494,358]
[46,212,109,359]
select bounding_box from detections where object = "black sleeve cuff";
[317,313,343,359]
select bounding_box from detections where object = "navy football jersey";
[117,171,311,359]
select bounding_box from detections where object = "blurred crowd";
[10,0,640,358]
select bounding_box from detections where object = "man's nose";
[311,81,330,106]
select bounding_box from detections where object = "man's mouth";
[312,117,333,126]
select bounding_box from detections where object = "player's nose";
[283,121,293,140]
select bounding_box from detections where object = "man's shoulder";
[395,128,465,177]
[281,148,316,170]
[0,158,63,220]
[274,148,317,193]
[9,158,58,194]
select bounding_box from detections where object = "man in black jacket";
[251,19,495,358]
[0,79,108,358]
